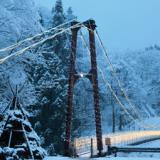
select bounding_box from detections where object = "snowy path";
[44,139,160,160]
[74,130,160,157]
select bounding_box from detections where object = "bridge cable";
[0,18,77,53]
[0,22,82,64]
[84,26,144,121]
[79,30,140,123]
[79,29,159,129]
[80,30,140,117]
[98,68,159,129]
[87,28,159,129]
[94,29,141,117]
[83,25,142,121]
[94,29,160,129]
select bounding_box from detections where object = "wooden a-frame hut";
[0,89,46,159]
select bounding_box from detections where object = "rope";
[79,29,159,130]
[0,18,77,53]
[79,30,138,121]
[94,29,160,129]
[95,29,140,116]
[99,69,159,129]
[0,22,82,64]
[85,26,151,123]
[83,25,141,120]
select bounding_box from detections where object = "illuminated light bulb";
[80,73,84,78]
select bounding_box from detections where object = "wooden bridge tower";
[64,19,103,156]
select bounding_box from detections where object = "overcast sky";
[35,0,160,51]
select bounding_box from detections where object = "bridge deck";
[74,130,160,157]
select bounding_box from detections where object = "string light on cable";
[0,18,77,53]
[79,28,159,130]
[0,22,82,65]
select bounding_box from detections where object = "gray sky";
[35,0,160,51]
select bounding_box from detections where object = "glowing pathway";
[74,130,160,156]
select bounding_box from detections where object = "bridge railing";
[74,130,160,156]
[107,131,160,146]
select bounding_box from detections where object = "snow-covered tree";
[26,0,76,154]
[52,0,65,27]
[66,7,77,21]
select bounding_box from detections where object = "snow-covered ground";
[1,0,160,158]
[44,138,160,160]
[44,156,160,160]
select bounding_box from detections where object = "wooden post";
[87,19,103,155]
[112,99,115,133]
[64,21,80,156]
[90,138,93,158]
[111,85,116,133]
[119,114,122,131]
[105,138,111,155]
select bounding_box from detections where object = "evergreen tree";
[52,0,69,65]
[52,0,65,27]
[66,7,77,21]
[25,0,76,154]
[25,45,66,154]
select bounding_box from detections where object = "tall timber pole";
[86,19,103,155]
[64,21,80,156]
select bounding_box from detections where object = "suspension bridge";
[0,19,160,159]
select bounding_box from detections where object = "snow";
[117,139,160,158]
[140,117,160,129]
[0,0,42,48]
[38,6,52,28]
[45,157,70,160]
[1,0,160,157]
[0,0,42,111]
[44,156,160,160]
